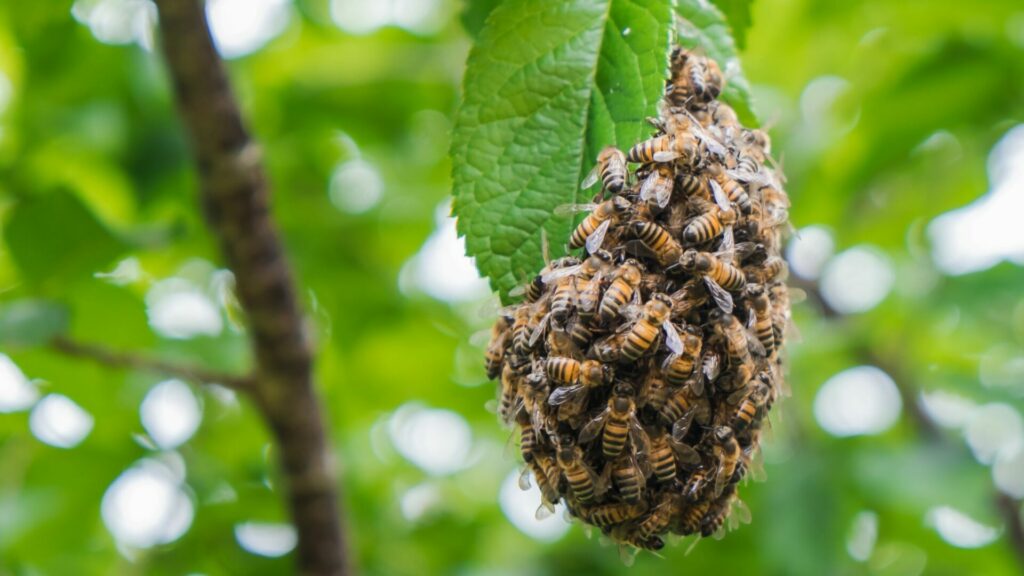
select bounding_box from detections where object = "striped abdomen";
[550,280,575,325]
[563,461,595,502]
[665,354,696,385]
[679,173,710,200]
[683,211,725,244]
[588,502,644,527]
[602,416,629,457]
[546,357,581,385]
[613,460,643,503]
[520,426,537,462]
[659,388,694,426]
[709,260,746,291]
[622,320,659,361]
[632,221,682,265]
[627,135,670,163]
[715,173,751,213]
[598,278,634,322]
[649,437,677,483]
[676,500,711,535]
[570,212,603,249]
[568,321,593,347]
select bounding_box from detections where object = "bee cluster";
[485,48,791,554]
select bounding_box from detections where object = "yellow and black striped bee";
[549,359,610,425]
[663,328,704,386]
[745,255,788,284]
[523,454,562,519]
[582,146,629,194]
[675,498,712,536]
[667,47,724,105]
[700,483,752,539]
[635,492,680,540]
[484,314,512,379]
[626,127,701,165]
[711,426,741,497]
[710,165,751,213]
[658,379,709,440]
[557,196,632,253]
[709,308,764,369]
[745,283,775,354]
[582,500,648,528]
[498,357,529,425]
[648,431,700,483]
[513,256,580,303]
[683,466,711,504]
[620,294,684,362]
[580,382,648,459]
[630,220,684,267]
[611,452,646,504]
[683,197,737,245]
[510,306,534,356]
[545,356,581,386]
[679,249,746,315]
[598,259,642,324]
[556,435,601,503]
[729,380,770,434]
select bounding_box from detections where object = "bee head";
[590,249,613,266]
[610,195,632,213]
[678,249,698,270]
[713,425,734,442]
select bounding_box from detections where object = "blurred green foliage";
[0,1,1021,575]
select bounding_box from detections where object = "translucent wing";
[662,321,684,356]
[548,385,585,406]
[703,352,721,382]
[528,314,550,346]
[726,386,749,406]
[585,218,612,254]
[581,165,600,190]
[670,437,702,466]
[671,412,696,441]
[639,171,657,203]
[628,420,651,459]
[508,284,528,298]
[709,178,731,212]
[656,183,671,209]
[554,203,598,217]
[536,502,555,520]
[542,264,581,283]
[579,410,608,443]
[745,328,767,357]
[718,226,735,257]
[519,467,532,490]
[702,276,734,314]
[653,150,679,162]
[732,498,753,525]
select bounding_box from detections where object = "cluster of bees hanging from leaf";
[484,47,793,560]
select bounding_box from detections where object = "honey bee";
[517,371,552,436]
[639,163,675,208]
[675,498,712,536]
[682,50,724,103]
[620,294,684,362]
[592,331,627,363]
[678,173,710,200]
[745,255,788,284]
[639,371,671,411]
[635,492,679,539]
[518,412,539,463]
[682,466,711,503]
[557,196,632,253]
[548,359,609,422]
[599,259,642,324]
[658,379,709,440]
[543,250,613,327]
[678,249,745,314]
[580,382,649,459]
[567,319,594,348]
[524,454,562,519]
[611,452,646,504]
[648,431,700,483]
[700,484,752,539]
[582,146,628,194]
[711,426,741,496]
[668,278,709,319]
[745,283,775,354]
[511,306,534,356]
[629,220,684,267]
[484,314,511,379]
[498,359,528,425]
[511,255,580,302]
[545,357,582,386]
[729,380,770,433]
[555,435,601,503]
[709,308,765,370]
[683,196,737,245]
[626,129,701,165]
[583,501,647,528]
[710,165,751,213]
[663,328,703,385]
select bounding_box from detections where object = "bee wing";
[745,328,766,357]
[662,321,684,356]
[548,385,585,406]
[709,178,731,212]
[508,284,529,298]
[732,498,753,525]
[703,352,721,382]
[585,218,612,254]
[652,150,679,163]
[702,276,734,315]
[639,171,657,203]
[542,264,581,283]
[581,165,600,190]
[671,411,696,442]
[528,314,550,346]
[518,466,533,490]
[669,437,702,466]
[554,203,598,217]
[629,419,651,459]
[726,386,749,406]
[536,502,556,520]
[717,226,735,257]
[688,372,705,396]
[579,410,609,443]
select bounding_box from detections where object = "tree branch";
[51,336,253,390]
[152,1,350,574]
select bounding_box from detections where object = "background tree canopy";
[0,0,1023,575]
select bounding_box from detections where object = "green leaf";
[711,0,753,49]
[459,0,505,39]
[3,189,128,288]
[0,299,70,346]
[674,0,757,124]
[451,0,672,301]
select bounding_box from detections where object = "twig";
[52,336,253,390]
[152,1,349,574]
[998,492,1024,569]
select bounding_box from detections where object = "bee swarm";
[486,48,791,554]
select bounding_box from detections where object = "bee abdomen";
[622,325,657,361]
[683,213,722,244]
[602,421,629,457]
[546,357,581,385]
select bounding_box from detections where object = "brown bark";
[150,1,350,574]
